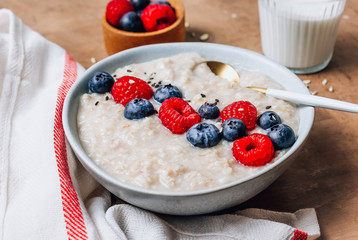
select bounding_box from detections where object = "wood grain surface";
[1,0,358,239]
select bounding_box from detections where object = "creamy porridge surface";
[77,52,299,192]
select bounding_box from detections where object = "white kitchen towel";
[0,8,320,240]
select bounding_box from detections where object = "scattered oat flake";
[328,86,334,92]
[90,57,96,63]
[231,13,237,18]
[185,22,190,28]
[199,153,210,157]
[322,79,328,85]
[200,33,210,41]
[310,90,318,95]
[303,79,311,85]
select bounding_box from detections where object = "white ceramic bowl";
[63,42,314,215]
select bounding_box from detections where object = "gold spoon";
[197,61,240,84]
[200,61,358,113]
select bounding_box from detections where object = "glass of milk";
[258,0,346,74]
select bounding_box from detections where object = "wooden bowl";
[102,0,186,55]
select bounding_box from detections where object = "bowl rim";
[102,0,185,37]
[63,42,315,197]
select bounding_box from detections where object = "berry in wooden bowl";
[102,0,186,55]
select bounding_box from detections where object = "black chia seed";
[265,106,272,109]
[200,93,206,98]
[95,101,99,106]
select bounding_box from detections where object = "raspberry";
[158,98,201,134]
[106,0,135,28]
[141,4,177,32]
[220,101,258,130]
[232,133,274,167]
[111,76,153,106]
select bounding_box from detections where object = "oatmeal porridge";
[77,52,299,192]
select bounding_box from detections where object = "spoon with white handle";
[200,60,358,113]
[248,86,358,113]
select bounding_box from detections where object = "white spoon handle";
[266,88,358,113]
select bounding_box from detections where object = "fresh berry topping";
[149,0,172,7]
[124,98,155,119]
[222,118,246,142]
[153,84,182,103]
[88,71,115,94]
[106,0,135,28]
[120,11,144,32]
[158,98,201,134]
[257,111,282,130]
[186,123,221,148]
[198,102,220,119]
[220,101,258,130]
[136,9,143,17]
[111,76,153,106]
[232,133,274,167]
[141,3,176,32]
[131,0,150,10]
[267,124,296,150]
[149,0,175,12]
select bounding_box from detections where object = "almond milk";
[259,0,346,73]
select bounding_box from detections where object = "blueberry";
[88,71,115,93]
[198,102,220,119]
[186,123,221,148]
[149,0,172,7]
[222,118,246,141]
[131,0,150,10]
[136,10,143,17]
[257,111,282,130]
[153,84,182,103]
[149,0,175,13]
[124,98,155,120]
[120,12,144,32]
[267,124,296,150]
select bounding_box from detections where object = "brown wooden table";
[2,0,358,239]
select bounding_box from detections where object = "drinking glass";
[258,0,346,74]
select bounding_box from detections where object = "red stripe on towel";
[292,229,308,240]
[54,52,88,240]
